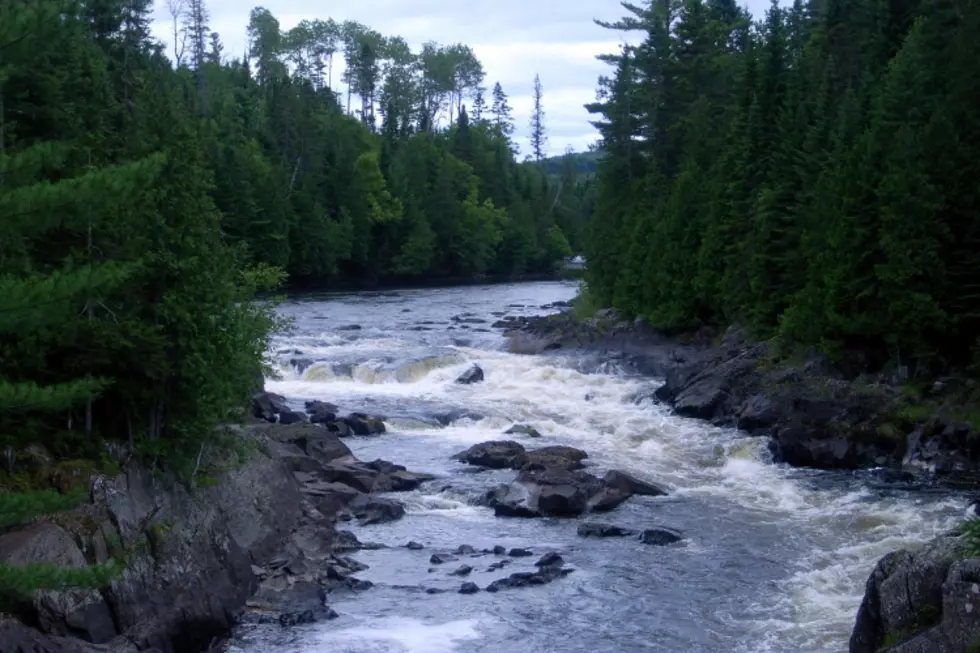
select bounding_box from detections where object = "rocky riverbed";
[3,281,978,653]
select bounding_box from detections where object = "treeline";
[180,3,591,281]
[586,0,980,374]
[0,0,593,466]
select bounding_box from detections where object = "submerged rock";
[429,553,458,565]
[638,529,683,546]
[577,523,634,538]
[458,582,480,595]
[504,424,543,438]
[455,365,485,385]
[405,541,425,550]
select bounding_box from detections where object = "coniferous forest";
[586,0,980,375]
[0,0,592,469]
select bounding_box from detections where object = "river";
[229,281,963,653]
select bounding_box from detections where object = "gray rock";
[455,365,485,385]
[508,548,533,558]
[451,565,473,577]
[343,495,405,525]
[305,400,339,424]
[577,523,634,538]
[430,553,458,565]
[504,424,543,438]
[456,545,476,554]
[489,467,632,518]
[344,414,386,436]
[458,582,480,595]
[535,552,563,568]
[0,524,116,644]
[278,409,309,425]
[453,441,526,469]
[850,535,968,652]
[639,528,683,546]
[252,391,290,423]
[602,470,669,497]
[405,541,425,550]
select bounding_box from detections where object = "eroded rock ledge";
[504,310,980,484]
[0,420,431,653]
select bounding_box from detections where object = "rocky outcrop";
[487,467,631,517]
[452,441,588,472]
[455,365,485,385]
[0,421,434,653]
[506,312,980,481]
[849,534,980,653]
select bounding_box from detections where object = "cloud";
[151,0,775,157]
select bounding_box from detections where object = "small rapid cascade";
[230,282,965,653]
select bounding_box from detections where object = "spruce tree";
[529,74,547,161]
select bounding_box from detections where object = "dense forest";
[0,0,594,463]
[586,0,980,374]
[0,0,592,591]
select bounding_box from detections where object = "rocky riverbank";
[0,397,435,653]
[503,309,980,487]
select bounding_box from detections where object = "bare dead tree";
[166,0,188,67]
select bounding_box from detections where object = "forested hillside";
[586,0,980,374]
[0,0,593,461]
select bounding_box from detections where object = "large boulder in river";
[453,441,526,469]
[488,467,631,518]
[305,400,339,424]
[455,365,485,385]
[849,534,979,653]
[343,413,386,436]
[251,391,290,423]
[602,470,669,497]
[257,423,353,465]
[514,445,589,471]
[341,494,406,526]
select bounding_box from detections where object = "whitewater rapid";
[228,281,963,653]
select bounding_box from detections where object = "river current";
[230,281,964,653]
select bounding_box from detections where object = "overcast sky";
[150,0,773,158]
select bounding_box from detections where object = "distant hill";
[538,149,604,176]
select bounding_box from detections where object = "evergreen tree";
[529,74,548,161]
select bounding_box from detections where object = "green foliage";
[0,490,88,529]
[587,0,980,374]
[0,560,120,597]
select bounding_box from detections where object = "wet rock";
[429,553,458,565]
[577,523,634,538]
[455,365,485,385]
[318,463,379,493]
[489,467,633,518]
[260,423,353,465]
[492,545,507,555]
[451,565,473,577]
[508,548,533,558]
[344,413,386,436]
[343,495,405,525]
[433,409,486,426]
[535,552,564,568]
[456,545,476,555]
[278,610,317,627]
[252,391,290,423]
[639,528,683,546]
[453,441,526,469]
[504,424,543,438]
[425,588,447,595]
[278,408,309,425]
[485,567,574,593]
[850,535,970,653]
[337,324,362,331]
[324,420,354,437]
[306,482,361,518]
[305,400,339,424]
[289,358,316,374]
[602,470,669,497]
[516,445,589,471]
[459,582,480,595]
[405,541,425,550]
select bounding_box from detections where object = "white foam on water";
[315,617,483,653]
[262,290,966,653]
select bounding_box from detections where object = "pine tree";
[490,82,515,136]
[529,74,547,161]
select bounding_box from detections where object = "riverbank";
[503,308,980,488]
[0,388,436,653]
